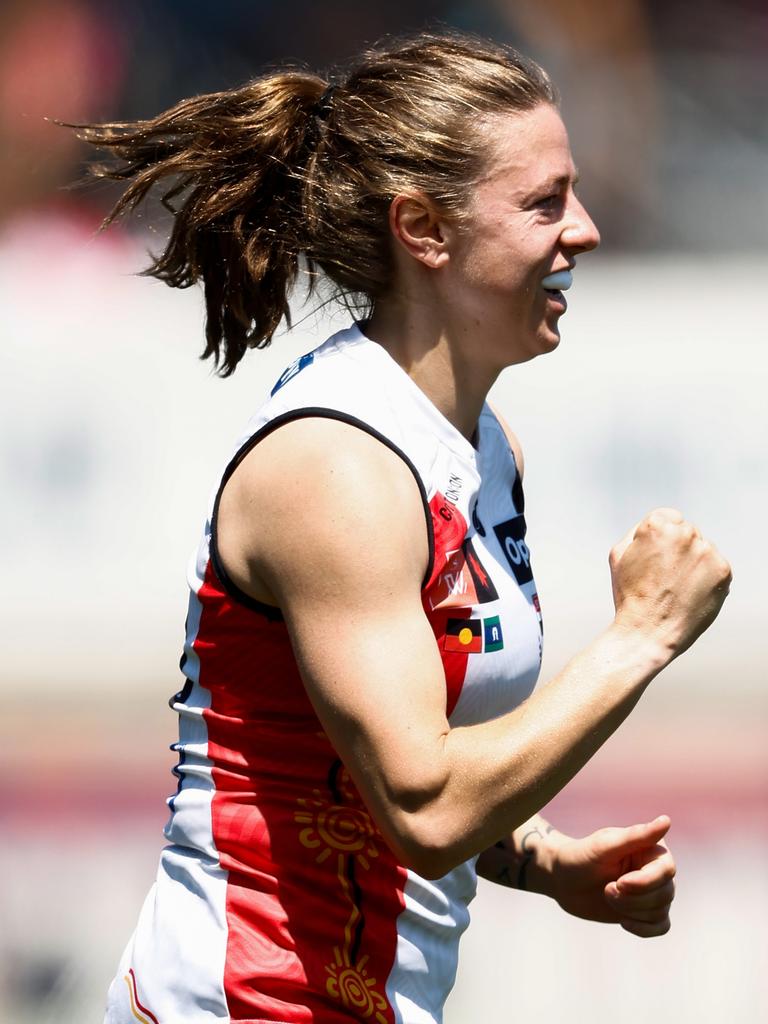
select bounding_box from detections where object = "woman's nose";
[562,196,601,254]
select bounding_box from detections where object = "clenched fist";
[609,508,731,661]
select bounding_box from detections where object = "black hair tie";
[314,84,336,123]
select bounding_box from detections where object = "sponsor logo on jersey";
[437,472,464,521]
[444,615,504,654]
[270,351,315,395]
[429,537,499,610]
[430,547,469,609]
[464,538,498,603]
[444,472,463,505]
[483,615,504,652]
[493,514,534,586]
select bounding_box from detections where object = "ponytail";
[72,73,325,376]
[72,32,555,375]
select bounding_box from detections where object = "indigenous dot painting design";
[295,761,390,1022]
[295,792,380,870]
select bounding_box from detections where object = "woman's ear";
[388,194,451,270]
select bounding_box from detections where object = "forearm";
[404,624,667,877]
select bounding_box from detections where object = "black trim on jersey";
[328,759,344,803]
[209,407,436,618]
[511,471,525,516]
[347,854,366,966]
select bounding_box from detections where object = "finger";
[617,903,673,925]
[597,815,672,862]
[620,915,671,939]
[615,849,676,894]
[612,510,684,563]
[618,843,675,892]
[606,878,675,911]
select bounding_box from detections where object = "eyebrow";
[517,168,580,205]
[537,169,580,193]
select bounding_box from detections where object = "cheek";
[464,239,529,291]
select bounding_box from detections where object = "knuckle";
[653,506,684,525]
[679,522,697,542]
[594,827,617,851]
[661,854,677,879]
[718,558,733,583]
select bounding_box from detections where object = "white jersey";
[106,324,543,1024]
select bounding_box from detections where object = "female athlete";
[80,31,731,1024]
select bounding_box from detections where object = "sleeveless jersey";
[105,324,543,1024]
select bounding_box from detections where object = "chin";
[499,322,561,368]
[532,325,561,358]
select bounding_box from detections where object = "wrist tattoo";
[515,827,542,891]
[492,825,549,891]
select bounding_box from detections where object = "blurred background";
[1,1,766,1021]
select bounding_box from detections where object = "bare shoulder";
[217,415,430,605]
[487,401,524,479]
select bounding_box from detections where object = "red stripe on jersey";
[127,969,160,1024]
[423,494,472,717]
[194,560,404,1022]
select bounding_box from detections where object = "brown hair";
[73,31,556,375]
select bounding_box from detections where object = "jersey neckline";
[333,322,486,466]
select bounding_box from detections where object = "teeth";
[541,270,573,291]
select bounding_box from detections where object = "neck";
[366,297,500,442]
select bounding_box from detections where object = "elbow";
[393,813,470,879]
[383,787,471,880]
[370,752,478,879]
[401,845,465,881]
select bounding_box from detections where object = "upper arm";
[216,417,452,866]
[487,401,524,479]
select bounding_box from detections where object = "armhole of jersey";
[485,402,522,480]
[209,406,436,618]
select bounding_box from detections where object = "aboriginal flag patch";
[444,618,483,653]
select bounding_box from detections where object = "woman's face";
[446,103,600,366]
